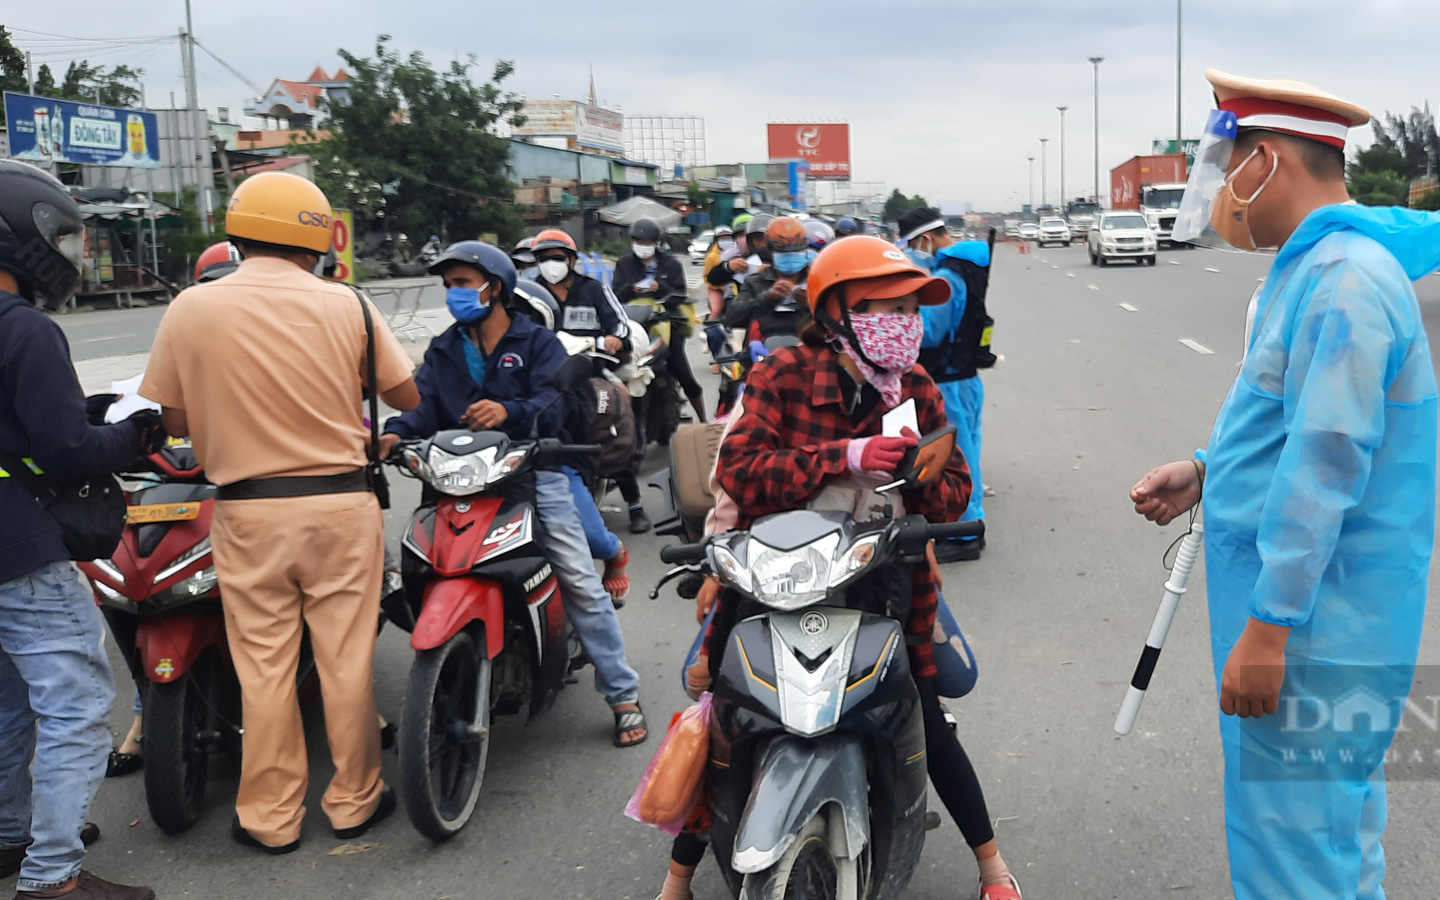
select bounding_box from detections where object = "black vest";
[917,252,996,383]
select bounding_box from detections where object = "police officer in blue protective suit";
[1132,69,1440,900]
[899,207,996,562]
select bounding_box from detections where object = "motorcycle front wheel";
[741,814,859,900]
[400,629,492,841]
[143,653,217,834]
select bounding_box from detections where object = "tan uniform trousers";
[210,490,385,846]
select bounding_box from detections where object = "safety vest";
[917,251,996,383]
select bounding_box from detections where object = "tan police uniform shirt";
[141,257,414,486]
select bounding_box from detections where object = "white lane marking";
[83,335,124,343]
[1169,260,1181,266]
[1086,284,1100,291]
[1066,273,1077,278]
[1051,265,1060,269]
[1118,303,1138,312]
[1203,266,1220,273]
[1179,338,1215,355]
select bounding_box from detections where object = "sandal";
[979,875,1022,900]
[612,702,648,748]
[603,546,631,606]
[106,750,143,778]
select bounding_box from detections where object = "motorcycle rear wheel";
[400,630,492,841]
[143,655,216,834]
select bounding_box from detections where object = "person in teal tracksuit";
[900,207,994,562]
[1132,68,1440,900]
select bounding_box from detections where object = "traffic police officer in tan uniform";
[142,172,419,853]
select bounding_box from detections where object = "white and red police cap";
[1206,68,1370,149]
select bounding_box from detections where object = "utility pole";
[1176,0,1183,152]
[1039,137,1049,209]
[180,0,210,232]
[1027,156,1035,210]
[1057,106,1068,213]
[1090,56,1105,205]
[24,51,33,94]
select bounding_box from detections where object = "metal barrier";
[371,284,437,343]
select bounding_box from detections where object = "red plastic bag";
[624,692,712,835]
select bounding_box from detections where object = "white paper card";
[104,373,161,423]
[882,398,918,438]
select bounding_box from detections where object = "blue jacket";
[384,313,570,441]
[0,291,140,583]
[920,241,991,382]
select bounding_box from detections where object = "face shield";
[1171,109,1239,249]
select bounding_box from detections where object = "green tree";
[53,61,144,107]
[1413,189,1440,211]
[0,26,26,94]
[881,189,933,222]
[1347,144,1412,206]
[1371,106,1440,178]
[34,63,56,95]
[311,35,525,243]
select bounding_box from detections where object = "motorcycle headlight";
[747,532,840,610]
[427,445,497,495]
[828,533,882,588]
[489,447,529,484]
[710,543,752,593]
[153,565,219,610]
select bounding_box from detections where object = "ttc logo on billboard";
[767,122,851,180]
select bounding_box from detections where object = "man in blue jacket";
[380,242,647,748]
[0,161,161,900]
[899,207,995,561]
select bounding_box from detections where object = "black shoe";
[379,721,396,752]
[333,784,396,839]
[231,816,300,855]
[628,506,652,534]
[79,822,100,846]
[0,823,96,879]
[934,535,984,564]
[924,810,943,831]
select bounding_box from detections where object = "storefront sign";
[3,91,160,168]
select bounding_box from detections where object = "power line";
[191,39,264,98]
[9,26,172,42]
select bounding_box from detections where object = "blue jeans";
[564,466,621,561]
[534,470,639,705]
[0,561,116,893]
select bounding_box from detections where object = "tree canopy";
[309,35,525,243]
[0,29,144,107]
[881,189,932,222]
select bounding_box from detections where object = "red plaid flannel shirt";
[704,342,972,678]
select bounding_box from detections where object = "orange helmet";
[766,216,809,254]
[805,235,950,317]
[531,228,578,255]
[194,241,240,282]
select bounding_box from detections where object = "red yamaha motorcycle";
[385,430,596,840]
[81,439,403,834]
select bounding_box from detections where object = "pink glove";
[847,434,917,475]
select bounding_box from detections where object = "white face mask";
[632,242,656,259]
[538,259,571,284]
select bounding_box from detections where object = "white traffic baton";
[1114,523,1203,735]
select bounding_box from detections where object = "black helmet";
[514,278,560,330]
[0,160,84,308]
[746,213,774,236]
[630,218,661,242]
[428,240,517,298]
[835,217,861,237]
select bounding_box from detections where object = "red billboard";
[767,122,851,180]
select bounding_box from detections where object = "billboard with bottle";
[3,91,160,168]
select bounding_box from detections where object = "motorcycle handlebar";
[660,542,708,564]
[562,444,602,457]
[928,520,986,541]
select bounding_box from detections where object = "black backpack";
[578,376,638,477]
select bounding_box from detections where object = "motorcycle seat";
[669,421,725,528]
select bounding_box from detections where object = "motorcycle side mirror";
[878,426,958,492]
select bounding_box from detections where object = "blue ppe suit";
[919,242,988,526]
[1199,204,1440,900]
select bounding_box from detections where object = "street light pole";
[1039,137,1049,209]
[1176,0,1183,151]
[1057,106,1068,213]
[1090,56,1105,205]
[1027,156,1035,210]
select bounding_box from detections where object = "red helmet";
[531,228,578,255]
[194,241,240,283]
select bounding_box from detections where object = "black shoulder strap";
[0,454,47,500]
[347,285,382,468]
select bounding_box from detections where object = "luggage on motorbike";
[575,375,638,477]
[625,692,713,835]
[668,421,724,537]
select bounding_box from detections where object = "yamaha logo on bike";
[800,612,828,636]
[524,564,553,593]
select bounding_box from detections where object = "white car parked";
[1036,216,1071,248]
[688,229,715,264]
[1087,212,1158,266]
[1018,222,1040,241]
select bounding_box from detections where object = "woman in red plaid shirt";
[668,236,1021,900]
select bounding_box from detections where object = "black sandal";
[612,704,648,748]
[106,750,143,778]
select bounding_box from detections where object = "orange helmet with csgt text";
[804,235,949,317]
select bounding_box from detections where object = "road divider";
[1178,339,1215,355]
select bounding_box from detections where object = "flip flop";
[613,703,648,748]
[603,546,631,604]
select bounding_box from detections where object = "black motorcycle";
[655,433,982,900]
[625,290,691,448]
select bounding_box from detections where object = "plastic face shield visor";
[1171,109,1239,249]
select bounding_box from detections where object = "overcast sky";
[7,1,1438,209]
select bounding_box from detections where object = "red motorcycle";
[81,440,403,834]
[386,429,593,840]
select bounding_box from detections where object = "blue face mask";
[905,247,936,270]
[446,286,493,325]
[773,250,810,275]
[521,265,540,280]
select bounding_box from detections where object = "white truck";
[1139,183,1187,245]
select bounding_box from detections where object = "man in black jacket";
[0,161,161,900]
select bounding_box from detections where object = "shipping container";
[1109,154,1188,210]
